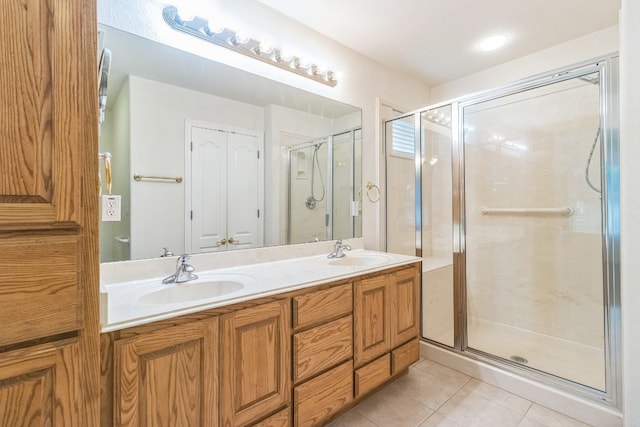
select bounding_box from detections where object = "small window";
[391,119,415,157]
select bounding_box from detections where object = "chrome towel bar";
[480,207,574,216]
[133,174,183,183]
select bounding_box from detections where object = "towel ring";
[366,181,380,203]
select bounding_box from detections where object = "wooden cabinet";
[354,274,392,366]
[293,315,353,383]
[220,300,291,427]
[0,0,100,424]
[0,339,82,426]
[292,283,354,426]
[353,265,420,397]
[355,353,391,398]
[252,407,291,427]
[292,283,352,329]
[354,265,420,367]
[113,319,218,426]
[390,266,421,348]
[100,263,420,426]
[294,360,353,427]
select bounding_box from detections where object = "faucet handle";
[161,247,174,257]
[177,254,191,264]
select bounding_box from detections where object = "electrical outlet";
[102,195,121,221]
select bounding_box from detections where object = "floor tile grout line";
[463,381,534,416]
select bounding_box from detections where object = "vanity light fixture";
[162,6,337,87]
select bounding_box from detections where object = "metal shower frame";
[384,53,621,407]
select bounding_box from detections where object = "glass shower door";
[421,106,455,347]
[462,72,605,389]
[385,108,455,348]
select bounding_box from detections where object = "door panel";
[227,132,261,250]
[189,124,263,253]
[191,126,227,252]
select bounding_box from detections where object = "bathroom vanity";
[99,250,421,426]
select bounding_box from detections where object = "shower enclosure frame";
[385,54,621,407]
[285,128,361,244]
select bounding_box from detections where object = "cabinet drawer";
[0,234,80,346]
[392,338,420,374]
[354,353,390,398]
[293,283,352,328]
[294,360,353,427]
[294,315,352,383]
[252,407,290,427]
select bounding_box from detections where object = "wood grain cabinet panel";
[293,315,353,383]
[0,0,99,423]
[221,299,291,427]
[0,340,81,427]
[294,360,353,427]
[392,338,420,375]
[252,407,291,427]
[0,233,80,346]
[292,283,352,329]
[354,274,391,367]
[114,319,218,427]
[390,266,420,348]
[354,353,391,398]
[0,0,83,226]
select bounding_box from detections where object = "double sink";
[100,250,416,332]
[139,252,392,305]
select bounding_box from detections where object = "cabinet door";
[354,274,391,366]
[390,266,420,347]
[114,319,218,427]
[221,300,291,427]
[0,0,84,227]
[0,340,81,426]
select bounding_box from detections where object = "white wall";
[100,80,131,262]
[98,0,431,251]
[430,26,618,104]
[620,1,640,425]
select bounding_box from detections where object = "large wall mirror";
[99,24,362,262]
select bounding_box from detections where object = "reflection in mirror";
[98,25,362,263]
[287,129,362,244]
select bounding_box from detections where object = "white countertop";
[101,249,421,332]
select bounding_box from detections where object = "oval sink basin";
[139,274,250,304]
[329,254,391,267]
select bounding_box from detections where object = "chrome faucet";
[162,254,198,284]
[327,239,351,258]
[160,247,174,257]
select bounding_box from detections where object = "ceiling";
[256,0,620,86]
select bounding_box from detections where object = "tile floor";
[327,358,592,427]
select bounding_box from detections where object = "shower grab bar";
[133,174,183,183]
[481,207,574,216]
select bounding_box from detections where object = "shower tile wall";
[289,142,329,244]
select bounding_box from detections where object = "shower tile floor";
[327,358,593,427]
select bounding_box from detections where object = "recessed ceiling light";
[477,34,508,52]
